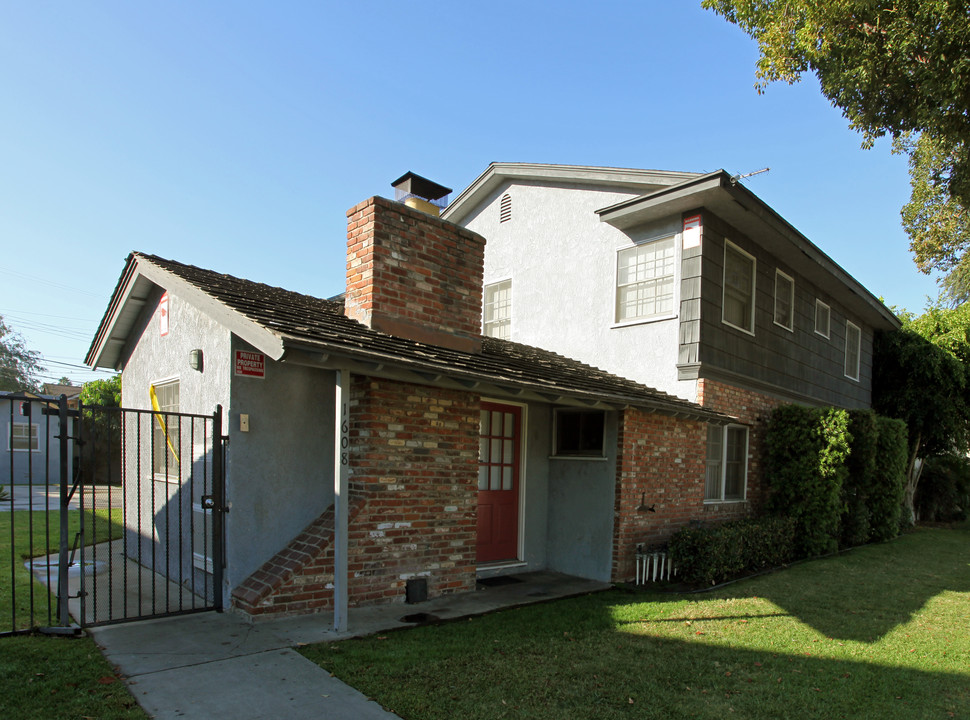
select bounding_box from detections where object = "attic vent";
[500,193,512,223]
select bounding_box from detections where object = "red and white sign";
[683,215,702,250]
[234,350,265,378]
[159,292,170,336]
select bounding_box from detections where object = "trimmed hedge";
[870,416,908,540]
[766,405,851,557]
[668,516,797,586]
[842,409,878,547]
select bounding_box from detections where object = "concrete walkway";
[89,571,609,719]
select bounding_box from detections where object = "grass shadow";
[711,526,970,643]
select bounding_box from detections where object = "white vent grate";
[499,193,512,223]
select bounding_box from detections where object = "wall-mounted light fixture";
[189,349,204,372]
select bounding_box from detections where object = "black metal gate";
[2,393,225,636]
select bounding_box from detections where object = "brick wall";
[696,377,785,513]
[611,409,707,582]
[232,377,480,617]
[345,196,486,354]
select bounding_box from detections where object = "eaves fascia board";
[85,254,142,369]
[87,255,288,370]
[443,162,702,224]
[134,258,288,361]
[597,172,900,331]
[596,171,728,227]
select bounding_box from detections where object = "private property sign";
[234,350,265,378]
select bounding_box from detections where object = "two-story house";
[443,163,901,521]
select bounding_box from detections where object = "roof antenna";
[729,167,770,186]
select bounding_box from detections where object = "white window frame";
[551,409,607,459]
[9,422,39,452]
[151,378,181,481]
[483,279,512,340]
[705,424,749,503]
[773,269,794,332]
[614,235,677,325]
[815,299,831,339]
[845,321,862,381]
[722,239,756,335]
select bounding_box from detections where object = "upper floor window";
[773,270,794,331]
[499,193,512,223]
[9,423,39,452]
[722,240,756,334]
[815,299,831,339]
[845,321,861,381]
[151,380,180,478]
[615,237,675,323]
[705,424,748,502]
[483,280,512,340]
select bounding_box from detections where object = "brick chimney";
[345,195,486,354]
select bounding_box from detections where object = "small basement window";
[553,409,605,457]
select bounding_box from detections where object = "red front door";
[476,402,521,563]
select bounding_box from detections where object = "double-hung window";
[815,299,831,338]
[723,240,756,334]
[615,236,675,323]
[845,321,861,381]
[773,270,794,331]
[9,423,39,452]
[151,380,180,478]
[705,424,748,502]
[483,280,512,339]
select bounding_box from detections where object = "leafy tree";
[79,375,122,486]
[703,0,970,294]
[79,374,122,408]
[872,309,970,522]
[0,314,43,391]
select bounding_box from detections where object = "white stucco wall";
[462,182,696,402]
[225,337,335,590]
[121,289,234,599]
[121,290,336,604]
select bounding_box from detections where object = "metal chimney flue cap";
[391,171,452,203]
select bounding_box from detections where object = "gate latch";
[201,495,216,510]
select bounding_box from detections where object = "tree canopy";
[703,0,970,298]
[0,314,43,391]
[873,301,970,520]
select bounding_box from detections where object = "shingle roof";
[112,252,731,422]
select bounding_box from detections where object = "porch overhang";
[281,343,733,423]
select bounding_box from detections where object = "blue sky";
[1,2,940,385]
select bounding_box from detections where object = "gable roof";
[442,162,701,225]
[86,252,731,422]
[443,162,900,332]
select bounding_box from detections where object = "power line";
[0,266,103,298]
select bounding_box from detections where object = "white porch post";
[333,369,350,632]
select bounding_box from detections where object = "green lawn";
[300,526,970,719]
[0,635,147,720]
[0,508,145,719]
[2,508,125,633]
